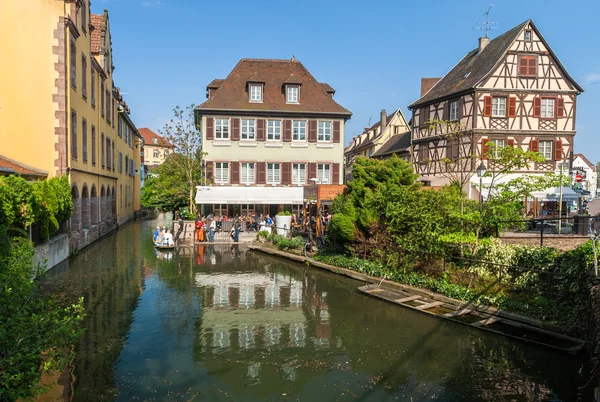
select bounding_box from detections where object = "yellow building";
[138,127,174,172]
[0,1,142,250]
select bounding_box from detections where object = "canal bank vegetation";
[323,156,597,338]
[0,175,84,401]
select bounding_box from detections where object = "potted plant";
[276,211,292,236]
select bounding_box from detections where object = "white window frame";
[267,120,281,141]
[538,140,553,160]
[524,30,532,41]
[153,149,159,158]
[292,163,306,185]
[292,120,306,141]
[449,100,459,121]
[267,163,281,185]
[240,162,255,184]
[491,139,505,158]
[492,97,507,117]
[249,84,262,102]
[241,119,255,141]
[286,85,299,104]
[318,121,332,142]
[317,164,331,184]
[215,118,229,140]
[215,162,229,184]
[541,98,555,118]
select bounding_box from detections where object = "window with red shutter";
[483,97,492,117]
[308,121,317,142]
[508,97,517,118]
[554,140,562,161]
[282,162,291,185]
[481,137,490,159]
[283,120,292,142]
[231,161,240,184]
[231,118,240,141]
[529,139,539,153]
[519,56,537,77]
[205,161,214,183]
[533,97,541,118]
[506,139,515,147]
[332,163,340,184]
[256,119,266,141]
[256,162,266,184]
[556,98,565,118]
[206,117,214,140]
[333,121,340,143]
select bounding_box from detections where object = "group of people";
[153,226,174,247]
[194,215,244,243]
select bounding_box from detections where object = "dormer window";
[249,84,262,102]
[524,30,532,41]
[152,138,158,144]
[286,85,299,104]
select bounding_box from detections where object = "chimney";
[420,78,441,97]
[478,37,490,52]
[380,109,387,131]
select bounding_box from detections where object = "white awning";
[530,187,582,202]
[195,186,303,205]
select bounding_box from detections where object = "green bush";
[326,214,355,249]
[277,211,291,216]
[271,234,303,250]
[257,230,270,240]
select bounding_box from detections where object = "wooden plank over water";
[395,295,422,303]
[472,316,502,327]
[444,308,472,318]
[415,301,444,311]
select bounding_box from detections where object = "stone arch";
[81,184,91,230]
[111,186,116,221]
[100,185,106,223]
[90,185,99,225]
[71,184,81,232]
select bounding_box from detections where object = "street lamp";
[476,162,487,203]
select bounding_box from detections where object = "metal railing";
[495,215,600,246]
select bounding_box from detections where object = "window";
[112,141,115,171]
[106,137,111,170]
[119,152,123,173]
[91,68,96,107]
[101,81,105,117]
[541,98,555,118]
[241,119,255,140]
[91,126,96,166]
[292,120,306,141]
[419,144,429,160]
[492,97,507,117]
[70,109,77,159]
[267,120,281,141]
[125,156,129,175]
[241,162,255,184]
[164,150,169,158]
[215,119,229,139]
[70,37,76,89]
[101,133,105,168]
[524,30,532,41]
[82,118,87,162]
[449,100,459,121]
[267,163,281,184]
[81,55,87,99]
[317,164,331,184]
[153,149,159,158]
[539,140,553,160]
[106,90,111,123]
[292,163,306,185]
[215,162,229,184]
[318,121,332,142]
[286,86,299,103]
[491,139,505,157]
[249,84,262,102]
[518,56,537,77]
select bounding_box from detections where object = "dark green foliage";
[0,225,84,400]
[269,234,303,250]
[326,214,355,250]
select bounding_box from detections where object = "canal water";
[44,217,593,401]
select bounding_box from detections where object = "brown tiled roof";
[207,79,224,89]
[320,83,335,94]
[0,155,47,177]
[371,132,411,158]
[90,14,103,53]
[196,58,351,116]
[574,153,596,172]
[138,128,174,148]
[345,110,401,153]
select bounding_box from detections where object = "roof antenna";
[473,4,498,38]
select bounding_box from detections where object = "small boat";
[154,243,175,250]
[358,283,586,353]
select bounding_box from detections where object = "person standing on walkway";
[233,218,241,243]
[209,218,216,242]
[174,214,185,244]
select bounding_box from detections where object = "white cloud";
[142,0,164,6]
[582,73,600,85]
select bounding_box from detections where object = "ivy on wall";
[0,175,73,241]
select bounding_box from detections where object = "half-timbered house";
[408,19,583,198]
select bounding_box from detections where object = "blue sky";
[99,0,600,163]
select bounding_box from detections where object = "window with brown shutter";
[333,121,340,143]
[308,163,317,182]
[507,139,515,147]
[332,163,340,184]
[256,119,266,141]
[256,162,266,184]
[529,139,539,153]
[206,117,214,140]
[282,162,291,185]
[533,97,541,118]
[231,161,240,184]
[205,161,214,183]
[231,118,240,141]
[483,96,492,117]
[420,107,429,127]
[308,121,317,142]
[519,56,537,77]
[481,137,489,159]
[508,97,517,118]
[556,98,565,118]
[283,120,292,142]
[554,140,562,161]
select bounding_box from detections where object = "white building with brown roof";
[572,153,597,197]
[194,58,351,217]
[138,128,174,171]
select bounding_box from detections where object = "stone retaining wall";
[35,233,69,271]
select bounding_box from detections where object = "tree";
[158,105,205,215]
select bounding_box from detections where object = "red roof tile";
[90,14,103,53]
[138,128,174,148]
[207,79,224,89]
[320,83,335,94]
[0,155,47,177]
[196,58,351,116]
